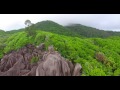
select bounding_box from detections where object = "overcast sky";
[0,14,120,31]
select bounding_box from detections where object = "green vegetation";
[0,30,11,58]
[66,24,120,38]
[32,20,120,38]
[33,20,79,37]
[3,32,34,53]
[5,20,120,38]
[25,20,36,37]
[1,20,120,76]
[0,30,5,35]
[31,56,39,64]
[6,29,24,34]
[1,30,120,76]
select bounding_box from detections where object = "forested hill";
[5,20,120,38]
[66,24,120,38]
[1,20,120,76]
[1,30,120,76]
[27,20,120,38]
[0,30,5,35]
[33,20,80,37]
[6,29,24,34]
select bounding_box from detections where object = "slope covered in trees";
[1,30,120,76]
[6,29,24,34]
[5,20,120,38]
[28,20,120,38]
[0,30,5,35]
[66,24,120,38]
[33,20,81,37]
[0,30,11,58]
[1,20,120,76]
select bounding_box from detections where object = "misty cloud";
[0,14,120,31]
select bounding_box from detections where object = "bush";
[89,68,106,76]
[113,69,120,76]
[95,52,106,63]
[2,30,120,76]
[30,56,39,64]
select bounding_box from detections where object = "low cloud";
[0,14,120,31]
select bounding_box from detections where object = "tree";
[25,20,32,27]
[24,20,36,37]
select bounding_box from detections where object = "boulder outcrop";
[0,43,82,76]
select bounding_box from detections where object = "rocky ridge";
[0,43,82,76]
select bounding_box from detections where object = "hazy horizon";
[0,14,120,31]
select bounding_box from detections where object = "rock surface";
[0,43,82,76]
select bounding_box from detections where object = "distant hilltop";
[4,20,120,38]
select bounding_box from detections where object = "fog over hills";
[0,14,120,31]
[1,15,120,76]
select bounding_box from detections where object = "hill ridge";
[5,20,120,38]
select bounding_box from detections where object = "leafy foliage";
[5,20,120,38]
[4,32,34,53]
[33,20,84,38]
[1,20,120,76]
[31,20,120,38]
[30,56,39,64]
[25,20,36,37]
[0,31,11,58]
[0,30,5,35]
[66,24,120,38]
[2,30,120,76]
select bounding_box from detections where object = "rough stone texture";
[0,43,82,76]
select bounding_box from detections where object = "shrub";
[30,56,39,64]
[113,69,120,76]
[95,52,106,63]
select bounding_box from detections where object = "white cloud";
[0,14,120,31]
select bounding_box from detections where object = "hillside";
[0,43,81,76]
[33,20,111,38]
[0,30,5,35]
[5,20,120,38]
[1,20,120,76]
[0,30,11,58]
[66,24,120,38]
[27,20,120,38]
[6,29,24,34]
[0,30,120,76]
[33,20,83,37]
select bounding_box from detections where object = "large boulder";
[36,53,71,76]
[0,43,82,76]
[36,46,82,76]
[72,63,82,76]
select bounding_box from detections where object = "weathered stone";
[37,43,45,51]
[0,43,82,76]
[72,63,82,76]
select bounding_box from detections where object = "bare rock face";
[72,63,82,76]
[36,53,71,76]
[36,43,45,51]
[0,43,82,76]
